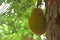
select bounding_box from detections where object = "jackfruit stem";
[37,0,42,8]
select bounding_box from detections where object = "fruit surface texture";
[28,8,46,35]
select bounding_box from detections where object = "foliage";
[0,0,46,40]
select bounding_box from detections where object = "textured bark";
[45,0,60,40]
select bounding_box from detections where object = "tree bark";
[45,0,60,40]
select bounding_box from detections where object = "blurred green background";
[0,0,46,40]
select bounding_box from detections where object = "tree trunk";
[45,0,60,40]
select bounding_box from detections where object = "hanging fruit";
[28,8,46,35]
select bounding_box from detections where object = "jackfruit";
[28,8,46,35]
